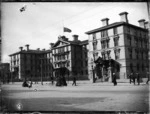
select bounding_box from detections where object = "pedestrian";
[51,76,54,85]
[132,72,136,85]
[72,76,76,86]
[129,72,133,84]
[146,71,149,84]
[136,72,140,85]
[112,73,117,86]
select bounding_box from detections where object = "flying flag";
[63,27,72,33]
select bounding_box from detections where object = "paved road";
[1,82,149,113]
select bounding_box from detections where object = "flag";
[63,27,72,33]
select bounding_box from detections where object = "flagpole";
[62,19,64,36]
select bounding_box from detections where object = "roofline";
[9,50,51,56]
[85,22,148,34]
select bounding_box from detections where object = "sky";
[1,2,149,63]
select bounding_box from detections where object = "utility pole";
[147,2,150,73]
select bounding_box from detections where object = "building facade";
[52,35,88,80]
[9,45,53,81]
[85,12,149,81]
[9,35,89,81]
[0,63,10,83]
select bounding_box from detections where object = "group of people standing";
[112,71,149,86]
[128,72,139,85]
[128,72,149,85]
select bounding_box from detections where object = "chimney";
[25,44,29,51]
[50,43,54,49]
[144,21,149,29]
[119,12,129,23]
[101,18,109,26]
[138,19,146,28]
[37,48,40,51]
[72,35,79,41]
[19,46,23,51]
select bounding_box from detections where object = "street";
[1,81,149,113]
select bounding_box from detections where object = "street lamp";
[108,56,112,82]
[91,65,95,83]
[39,58,43,85]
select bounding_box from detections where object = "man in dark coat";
[72,76,76,86]
[129,72,133,84]
[146,71,149,84]
[132,72,136,85]
[136,72,140,85]
[112,73,117,86]
[51,76,54,85]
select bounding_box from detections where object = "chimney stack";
[37,48,40,51]
[101,18,109,26]
[25,44,29,51]
[72,35,79,41]
[144,21,149,29]
[19,46,23,51]
[119,12,129,23]
[138,19,146,28]
[50,43,54,49]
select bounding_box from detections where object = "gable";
[53,40,70,48]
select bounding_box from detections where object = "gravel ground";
[1,82,149,113]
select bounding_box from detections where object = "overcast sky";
[1,2,149,63]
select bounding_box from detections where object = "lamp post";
[40,58,43,85]
[91,65,95,83]
[108,57,112,82]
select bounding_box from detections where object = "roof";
[85,22,148,34]
[9,49,51,56]
[80,40,88,45]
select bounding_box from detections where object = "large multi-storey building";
[52,35,88,80]
[9,45,53,81]
[85,12,149,81]
[9,35,89,81]
[0,63,10,83]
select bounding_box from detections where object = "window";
[134,37,137,47]
[141,52,144,60]
[137,64,139,71]
[106,40,110,48]
[114,37,119,46]
[129,49,132,59]
[141,40,143,48]
[85,60,88,66]
[101,30,108,37]
[136,50,139,59]
[142,64,144,71]
[130,63,133,72]
[128,35,132,46]
[67,61,70,67]
[113,27,118,35]
[101,40,109,49]
[114,49,120,60]
[127,27,130,34]
[93,33,96,40]
[101,52,106,60]
[93,41,97,50]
